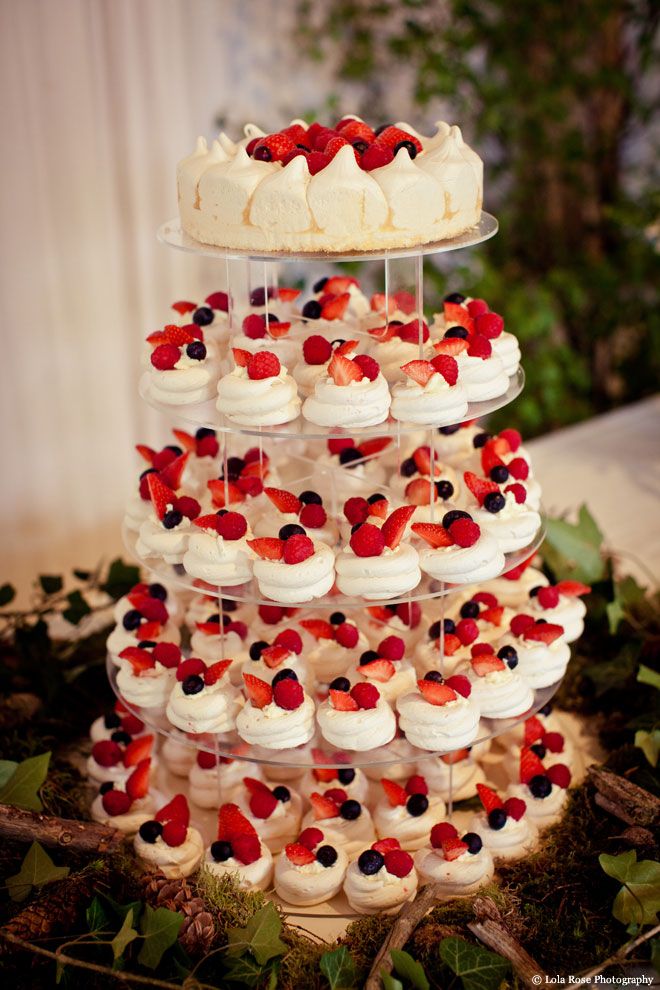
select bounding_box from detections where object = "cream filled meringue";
[303,370,391,428]
[397,683,481,751]
[166,662,241,734]
[416,530,505,585]
[343,851,418,913]
[317,694,396,752]
[216,362,300,426]
[90,793,155,835]
[251,540,335,604]
[204,841,273,890]
[275,838,349,905]
[414,839,493,894]
[335,542,421,602]
[469,809,537,860]
[134,827,204,879]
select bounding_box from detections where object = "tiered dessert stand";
[109,210,555,926]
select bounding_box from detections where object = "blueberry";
[313,277,328,293]
[444,326,469,339]
[400,457,417,477]
[462,831,483,854]
[186,341,207,361]
[140,467,157,481]
[226,456,245,477]
[473,432,491,449]
[531,743,547,759]
[330,611,346,625]
[436,480,454,500]
[442,509,471,529]
[222,598,238,612]
[272,668,298,686]
[138,640,157,649]
[429,618,455,638]
[302,300,322,320]
[389,321,403,328]
[273,786,290,802]
[375,123,393,136]
[498,645,518,669]
[488,808,507,830]
[210,839,233,862]
[122,609,142,631]
[165,445,183,456]
[537,618,548,624]
[529,774,552,798]
[196,427,216,440]
[539,703,553,717]
[330,339,346,348]
[443,292,466,304]
[406,793,429,817]
[182,674,204,695]
[296,144,312,152]
[99,781,114,794]
[216,508,228,517]
[351,522,363,534]
[148,582,167,601]
[359,650,380,667]
[358,849,384,874]
[103,712,121,730]
[460,601,480,619]
[264,312,280,325]
[438,423,461,435]
[163,509,183,529]
[250,286,273,306]
[352,140,369,154]
[529,585,542,597]
[192,306,214,326]
[338,768,355,784]
[279,523,306,540]
[367,493,386,504]
[483,492,506,514]
[205,613,221,624]
[316,845,338,867]
[110,730,132,745]
[340,799,361,820]
[299,490,322,505]
[490,465,510,484]
[139,820,163,844]
[329,677,351,692]
[249,641,269,661]
[394,139,418,158]
[425,671,444,683]
[339,448,363,468]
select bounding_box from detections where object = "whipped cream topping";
[355,661,417,704]
[453,349,510,402]
[335,542,421,601]
[343,856,418,914]
[472,493,541,553]
[136,511,194,565]
[469,810,537,860]
[240,650,309,687]
[216,364,301,426]
[507,782,568,827]
[465,664,535,719]
[317,697,397,752]
[90,794,155,834]
[373,794,447,851]
[433,424,483,464]
[498,634,571,689]
[302,372,392,428]
[190,628,249,669]
[203,842,273,890]
[183,529,254,585]
[391,371,469,426]
[414,638,473,678]
[414,844,493,893]
[236,695,316,750]
[86,755,131,787]
[306,630,370,684]
[397,691,481,751]
[134,827,205,879]
[116,660,176,711]
[491,332,521,376]
[528,594,586,643]
[275,844,349,906]
[416,532,505,584]
[252,541,335,603]
[166,676,242,734]
[301,768,370,805]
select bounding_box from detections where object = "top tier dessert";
[177,117,483,253]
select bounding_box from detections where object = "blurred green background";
[296,0,660,436]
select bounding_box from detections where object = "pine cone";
[178,909,215,957]
[142,873,193,910]
[140,874,215,955]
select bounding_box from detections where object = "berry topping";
[247,537,284,561]
[510,614,536,637]
[431,822,458,848]
[138,820,163,844]
[476,783,504,814]
[176,657,206,682]
[350,522,385,557]
[155,794,190,827]
[382,779,408,807]
[285,842,316,866]
[524,622,564,645]
[360,144,394,171]
[358,849,384,874]
[520,747,547,785]
[464,471,500,506]
[243,673,273,709]
[360,659,396,682]
[411,522,453,547]
[350,682,380,709]
[161,821,188,847]
[547,764,571,789]
[448,517,481,547]
[247,351,281,380]
[102,789,132,816]
[384,849,414,877]
[329,689,359,711]
[353,354,380,381]
[504,797,527,820]
[335,622,359,649]
[381,505,415,550]
[283,533,315,564]
[327,351,363,385]
[378,635,405,661]
[125,759,151,800]
[441,835,470,861]
[417,679,457,706]
[445,674,472,698]
[273,678,304,710]
[471,654,506,677]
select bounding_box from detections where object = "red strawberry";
[321,292,351,321]
[443,634,463,655]
[375,125,422,155]
[473,591,498,607]
[443,301,474,333]
[243,673,273,710]
[91,740,122,767]
[123,735,153,767]
[441,836,469,861]
[217,803,257,841]
[151,323,196,346]
[266,321,292,339]
[555,580,591,597]
[476,783,504,813]
[468,334,492,359]
[327,351,363,385]
[430,353,459,385]
[300,618,335,640]
[520,747,547,785]
[369,323,397,342]
[102,790,132,816]
[405,775,428,796]
[372,837,401,854]
[464,471,500,506]
[433,337,469,357]
[136,621,162,641]
[205,290,230,311]
[126,759,151,800]
[136,444,156,464]
[159,452,189,490]
[361,659,396,682]
[504,797,527,821]
[298,826,324,849]
[481,442,506,476]
[471,655,506,677]
[249,788,278,819]
[204,660,232,686]
[412,446,432,475]
[381,505,415,550]
[176,657,206,682]
[359,438,393,460]
[152,643,181,669]
[445,674,472,698]
[247,351,281,380]
[394,290,416,314]
[121,713,145,736]
[497,428,522,451]
[481,606,504,626]
[441,748,471,764]
[411,522,453,547]
[155,793,190,827]
[310,792,339,820]
[524,622,564,645]
[247,537,284,561]
[207,480,244,507]
[510,613,535,637]
[253,133,296,162]
[147,474,176,520]
[431,822,458,848]
[368,497,389,520]
[360,144,395,170]
[417,680,457,706]
[264,487,301,514]
[232,347,251,367]
[307,151,332,175]
[119,646,155,675]
[401,360,435,386]
[471,643,494,656]
[405,478,435,506]
[285,842,316,865]
[398,319,429,344]
[350,523,385,557]
[233,834,262,865]
[524,716,546,746]
[547,764,571,789]
[328,438,355,454]
[324,788,348,806]
[337,120,375,143]
[171,300,197,316]
[329,689,359,712]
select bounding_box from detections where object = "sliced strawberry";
[405,478,435,506]
[260,645,290,669]
[176,658,206,682]
[520,747,547,785]
[249,788,278,819]
[311,753,336,783]
[412,446,432,475]
[361,659,396,682]
[369,323,397,342]
[118,646,155,675]
[367,605,392,622]
[266,321,291,339]
[358,437,392,457]
[171,300,197,316]
[336,339,360,356]
[329,689,359,711]
[381,778,408,807]
[411,522,453,547]
[136,444,156,464]
[394,290,416,314]
[123,735,153,767]
[481,441,506,475]
[195,619,221,635]
[232,347,251,367]
[471,655,506,677]
[523,716,546,746]
[217,802,257,841]
[327,351,363,385]
[232,834,262,865]
[443,301,474,334]
[524,622,564,644]
[476,783,504,813]
[372,837,401,854]
[510,613,536,637]
[504,797,527,820]
[443,633,463,655]
[440,748,470,765]
[298,826,325,849]
[159,452,189,490]
[247,537,284,561]
[264,487,301,514]
[324,276,358,295]
[310,792,340,820]
[417,680,458,706]
[243,673,273,709]
[430,354,459,386]
[441,836,469,861]
[321,292,351,320]
[277,286,302,302]
[464,471,500,506]
[555,580,592,597]
[207,480,244,507]
[299,618,334,640]
[155,793,190,827]
[370,292,397,313]
[480,606,504,627]
[397,319,429,344]
[433,338,469,357]
[401,360,435,386]
[285,842,315,865]
[137,621,161,641]
[368,497,389,520]
[471,643,495,657]
[381,505,415,550]
[126,759,151,800]
[204,660,232,685]
[147,474,176,520]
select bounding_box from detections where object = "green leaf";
[98,890,142,924]
[226,902,287,965]
[638,665,660,691]
[223,953,268,987]
[7,842,70,902]
[86,896,111,933]
[439,936,510,990]
[584,642,639,697]
[320,945,357,989]
[101,558,141,600]
[635,729,660,767]
[391,949,430,990]
[137,905,183,969]
[0,583,15,606]
[381,973,404,990]
[606,598,625,634]
[0,760,18,789]
[39,575,63,595]
[599,851,660,927]
[543,504,606,584]
[62,590,92,626]
[111,908,138,964]
[0,751,51,811]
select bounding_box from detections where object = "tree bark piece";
[365,882,447,989]
[588,765,660,828]
[0,804,124,854]
[468,897,546,989]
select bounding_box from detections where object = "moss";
[195,869,268,940]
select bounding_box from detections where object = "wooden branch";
[588,765,660,828]
[0,693,41,730]
[565,922,660,990]
[468,896,546,990]
[365,882,446,989]
[0,804,124,854]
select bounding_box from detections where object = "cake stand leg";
[221,432,230,507]
[447,759,454,820]
[218,584,225,656]
[263,261,270,324]
[428,424,435,524]
[415,254,424,360]
[384,257,390,327]
[226,258,234,333]
[213,734,222,806]
[438,583,446,677]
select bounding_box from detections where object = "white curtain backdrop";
[0,0,352,596]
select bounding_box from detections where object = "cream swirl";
[303,372,391,428]
[469,810,537,860]
[464,664,535,719]
[397,691,481,751]
[373,795,447,850]
[354,661,417,704]
[145,340,221,407]
[311,453,387,497]
[166,676,241,734]
[216,364,300,426]
[183,529,254,585]
[507,782,568,828]
[471,493,541,553]
[252,541,335,603]
[275,845,349,905]
[527,594,586,643]
[416,532,505,584]
[491,332,521,376]
[343,856,418,913]
[106,620,181,666]
[190,628,249,669]
[417,754,486,801]
[317,698,396,752]
[136,512,193,565]
[134,828,204,879]
[335,543,421,601]
[203,844,273,890]
[116,660,176,712]
[498,635,571,689]
[453,351,509,402]
[236,695,316,750]
[391,372,469,426]
[414,845,493,894]
[124,493,152,534]
[306,630,370,685]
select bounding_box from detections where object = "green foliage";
[111,908,139,966]
[391,948,430,989]
[137,904,184,969]
[0,751,50,810]
[439,937,510,990]
[7,841,70,902]
[543,504,606,584]
[226,901,287,965]
[599,851,660,931]
[320,946,358,989]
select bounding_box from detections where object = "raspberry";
[152,642,181,669]
[384,849,414,878]
[259,604,285,625]
[510,614,535,637]
[303,335,332,364]
[475,312,504,339]
[467,298,489,318]
[378,636,405,661]
[344,496,370,525]
[273,678,304,710]
[176,657,207,682]
[350,682,380,709]
[175,496,201,520]
[217,511,248,540]
[299,503,327,529]
[445,674,472,698]
[456,618,479,645]
[360,144,394,170]
[307,151,331,175]
[335,622,359,649]
[283,533,314,564]
[503,797,527,820]
[274,629,303,654]
[102,790,132,816]
[431,822,458,848]
[398,319,430,344]
[253,133,296,163]
[247,351,280,380]
[448,517,481,548]
[237,476,263,498]
[537,585,560,609]
[326,135,356,160]
[508,457,529,481]
[298,826,324,850]
[312,127,338,151]
[151,343,180,370]
[197,751,217,770]
[547,763,571,789]
[542,731,565,753]
[353,354,380,381]
[338,119,376,143]
[328,438,355,455]
[405,775,428,795]
[161,821,188,847]
[467,334,492,359]
[92,740,122,767]
[350,523,385,558]
[232,834,262,864]
[242,314,266,339]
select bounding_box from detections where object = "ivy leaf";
[39,575,63,595]
[98,890,142,924]
[111,908,138,965]
[584,642,639,697]
[7,842,70,902]
[391,949,430,990]
[543,504,605,584]
[635,730,660,767]
[226,902,287,965]
[223,953,269,987]
[101,558,141,600]
[599,851,660,928]
[608,576,647,633]
[137,905,183,969]
[320,946,357,989]
[86,896,111,934]
[381,973,404,990]
[638,665,660,691]
[439,936,510,990]
[0,751,50,811]
[0,760,18,789]
[62,590,92,626]
[0,583,15,606]
[606,598,625,634]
